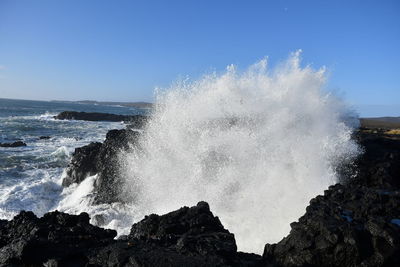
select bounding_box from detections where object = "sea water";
[0,98,143,220]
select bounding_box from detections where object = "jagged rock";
[352,131,400,188]
[263,183,400,266]
[62,129,141,204]
[0,210,116,266]
[62,142,102,186]
[0,141,27,147]
[262,131,400,267]
[87,201,262,267]
[93,129,141,204]
[54,111,147,127]
[129,201,237,256]
[0,203,262,267]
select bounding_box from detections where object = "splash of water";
[122,51,360,253]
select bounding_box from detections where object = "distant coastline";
[0,97,153,109]
[51,100,153,109]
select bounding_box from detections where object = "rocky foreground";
[1,116,399,266]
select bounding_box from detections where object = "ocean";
[0,98,145,221]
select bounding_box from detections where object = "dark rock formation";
[262,131,400,267]
[263,183,400,266]
[62,142,103,186]
[351,130,400,188]
[93,129,141,204]
[54,111,147,128]
[0,141,27,147]
[91,201,262,266]
[39,135,51,140]
[62,129,141,204]
[0,210,116,266]
[0,203,261,267]
[129,201,237,256]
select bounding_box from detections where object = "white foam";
[0,169,63,219]
[121,51,360,253]
[55,175,140,236]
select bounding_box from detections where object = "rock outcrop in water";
[54,111,147,127]
[0,141,27,147]
[63,129,140,204]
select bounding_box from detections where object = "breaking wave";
[122,51,360,253]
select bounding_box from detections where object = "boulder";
[62,142,103,186]
[129,201,237,256]
[62,129,141,204]
[0,141,27,147]
[0,210,116,266]
[93,129,141,204]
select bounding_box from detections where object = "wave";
[120,51,360,253]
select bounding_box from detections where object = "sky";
[0,0,399,116]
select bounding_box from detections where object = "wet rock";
[262,130,400,267]
[54,111,147,127]
[352,131,400,188]
[62,129,141,204]
[93,129,141,204]
[39,135,51,140]
[88,201,262,266]
[0,210,116,266]
[62,142,102,186]
[0,203,262,267]
[0,141,27,147]
[263,184,400,266]
[129,201,237,256]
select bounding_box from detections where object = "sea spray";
[121,51,360,253]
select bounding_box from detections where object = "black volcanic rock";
[263,132,400,267]
[62,129,141,204]
[87,201,261,267]
[0,203,262,267]
[0,210,116,266]
[351,131,400,188]
[263,183,400,267]
[39,135,51,140]
[0,141,26,147]
[62,142,103,187]
[93,129,141,204]
[129,201,237,256]
[54,111,147,127]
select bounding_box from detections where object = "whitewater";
[121,51,360,253]
[0,52,360,254]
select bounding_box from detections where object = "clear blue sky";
[0,0,399,116]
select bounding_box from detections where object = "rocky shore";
[54,111,147,128]
[1,113,399,266]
